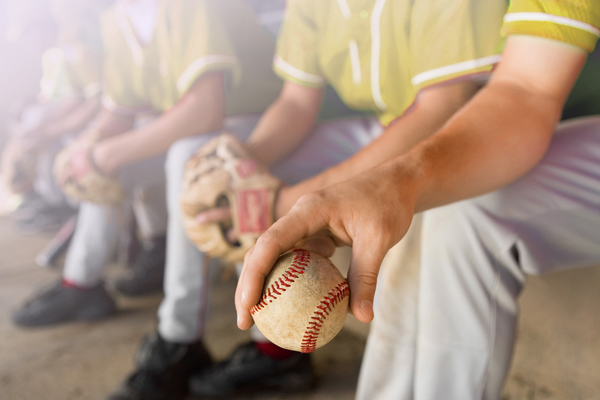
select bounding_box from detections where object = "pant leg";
[415,116,600,400]
[131,182,168,240]
[62,151,166,286]
[356,213,422,400]
[62,202,127,286]
[157,114,261,343]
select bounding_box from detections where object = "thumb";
[346,239,388,323]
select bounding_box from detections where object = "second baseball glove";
[53,136,126,205]
[181,133,282,264]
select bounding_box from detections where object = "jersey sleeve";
[501,0,600,53]
[409,0,507,91]
[171,0,241,96]
[273,0,327,88]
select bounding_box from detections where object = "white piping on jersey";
[274,55,327,85]
[115,4,144,68]
[504,12,600,37]
[83,81,104,99]
[411,54,502,86]
[101,94,150,116]
[348,40,362,85]
[370,0,387,111]
[177,55,238,93]
[336,0,351,20]
[115,4,145,68]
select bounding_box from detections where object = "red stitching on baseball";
[300,280,350,353]
[250,249,310,315]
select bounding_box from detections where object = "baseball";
[250,249,350,353]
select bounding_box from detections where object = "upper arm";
[493,36,587,111]
[184,71,225,106]
[410,80,479,121]
[276,80,324,120]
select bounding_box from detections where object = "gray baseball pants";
[357,115,600,399]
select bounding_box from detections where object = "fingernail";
[241,291,247,305]
[360,300,373,317]
[237,313,242,328]
[196,215,206,224]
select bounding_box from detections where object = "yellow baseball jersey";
[502,0,600,53]
[55,1,107,99]
[61,41,104,99]
[39,48,74,101]
[101,0,282,116]
[275,0,507,126]
[40,27,104,100]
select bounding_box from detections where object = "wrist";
[91,142,118,176]
[389,153,429,213]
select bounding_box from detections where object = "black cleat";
[114,236,166,297]
[12,281,116,327]
[189,341,315,398]
[108,332,212,400]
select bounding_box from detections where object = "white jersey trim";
[83,81,104,98]
[370,0,387,111]
[411,54,502,86]
[336,0,351,20]
[115,4,145,68]
[504,12,600,37]
[348,40,362,85]
[274,55,327,85]
[102,94,151,116]
[176,55,238,93]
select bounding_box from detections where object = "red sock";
[255,341,295,360]
[61,278,89,290]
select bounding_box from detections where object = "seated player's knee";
[421,200,489,255]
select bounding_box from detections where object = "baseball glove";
[53,136,125,205]
[181,133,282,263]
[1,138,37,194]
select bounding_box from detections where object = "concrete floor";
[1,202,599,399]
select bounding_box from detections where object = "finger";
[235,246,255,330]
[296,233,337,257]
[196,207,231,224]
[226,228,238,243]
[346,238,389,323]
[70,148,90,179]
[235,207,328,329]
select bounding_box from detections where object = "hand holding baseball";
[236,162,418,329]
[251,249,349,353]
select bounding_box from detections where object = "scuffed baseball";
[250,249,350,353]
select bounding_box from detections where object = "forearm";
[394,80,563,213]
[95,72,225,172]
[401,38,586,212]
[20,97,81,143]
[279,81,479,215]
[42,96,101,140]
